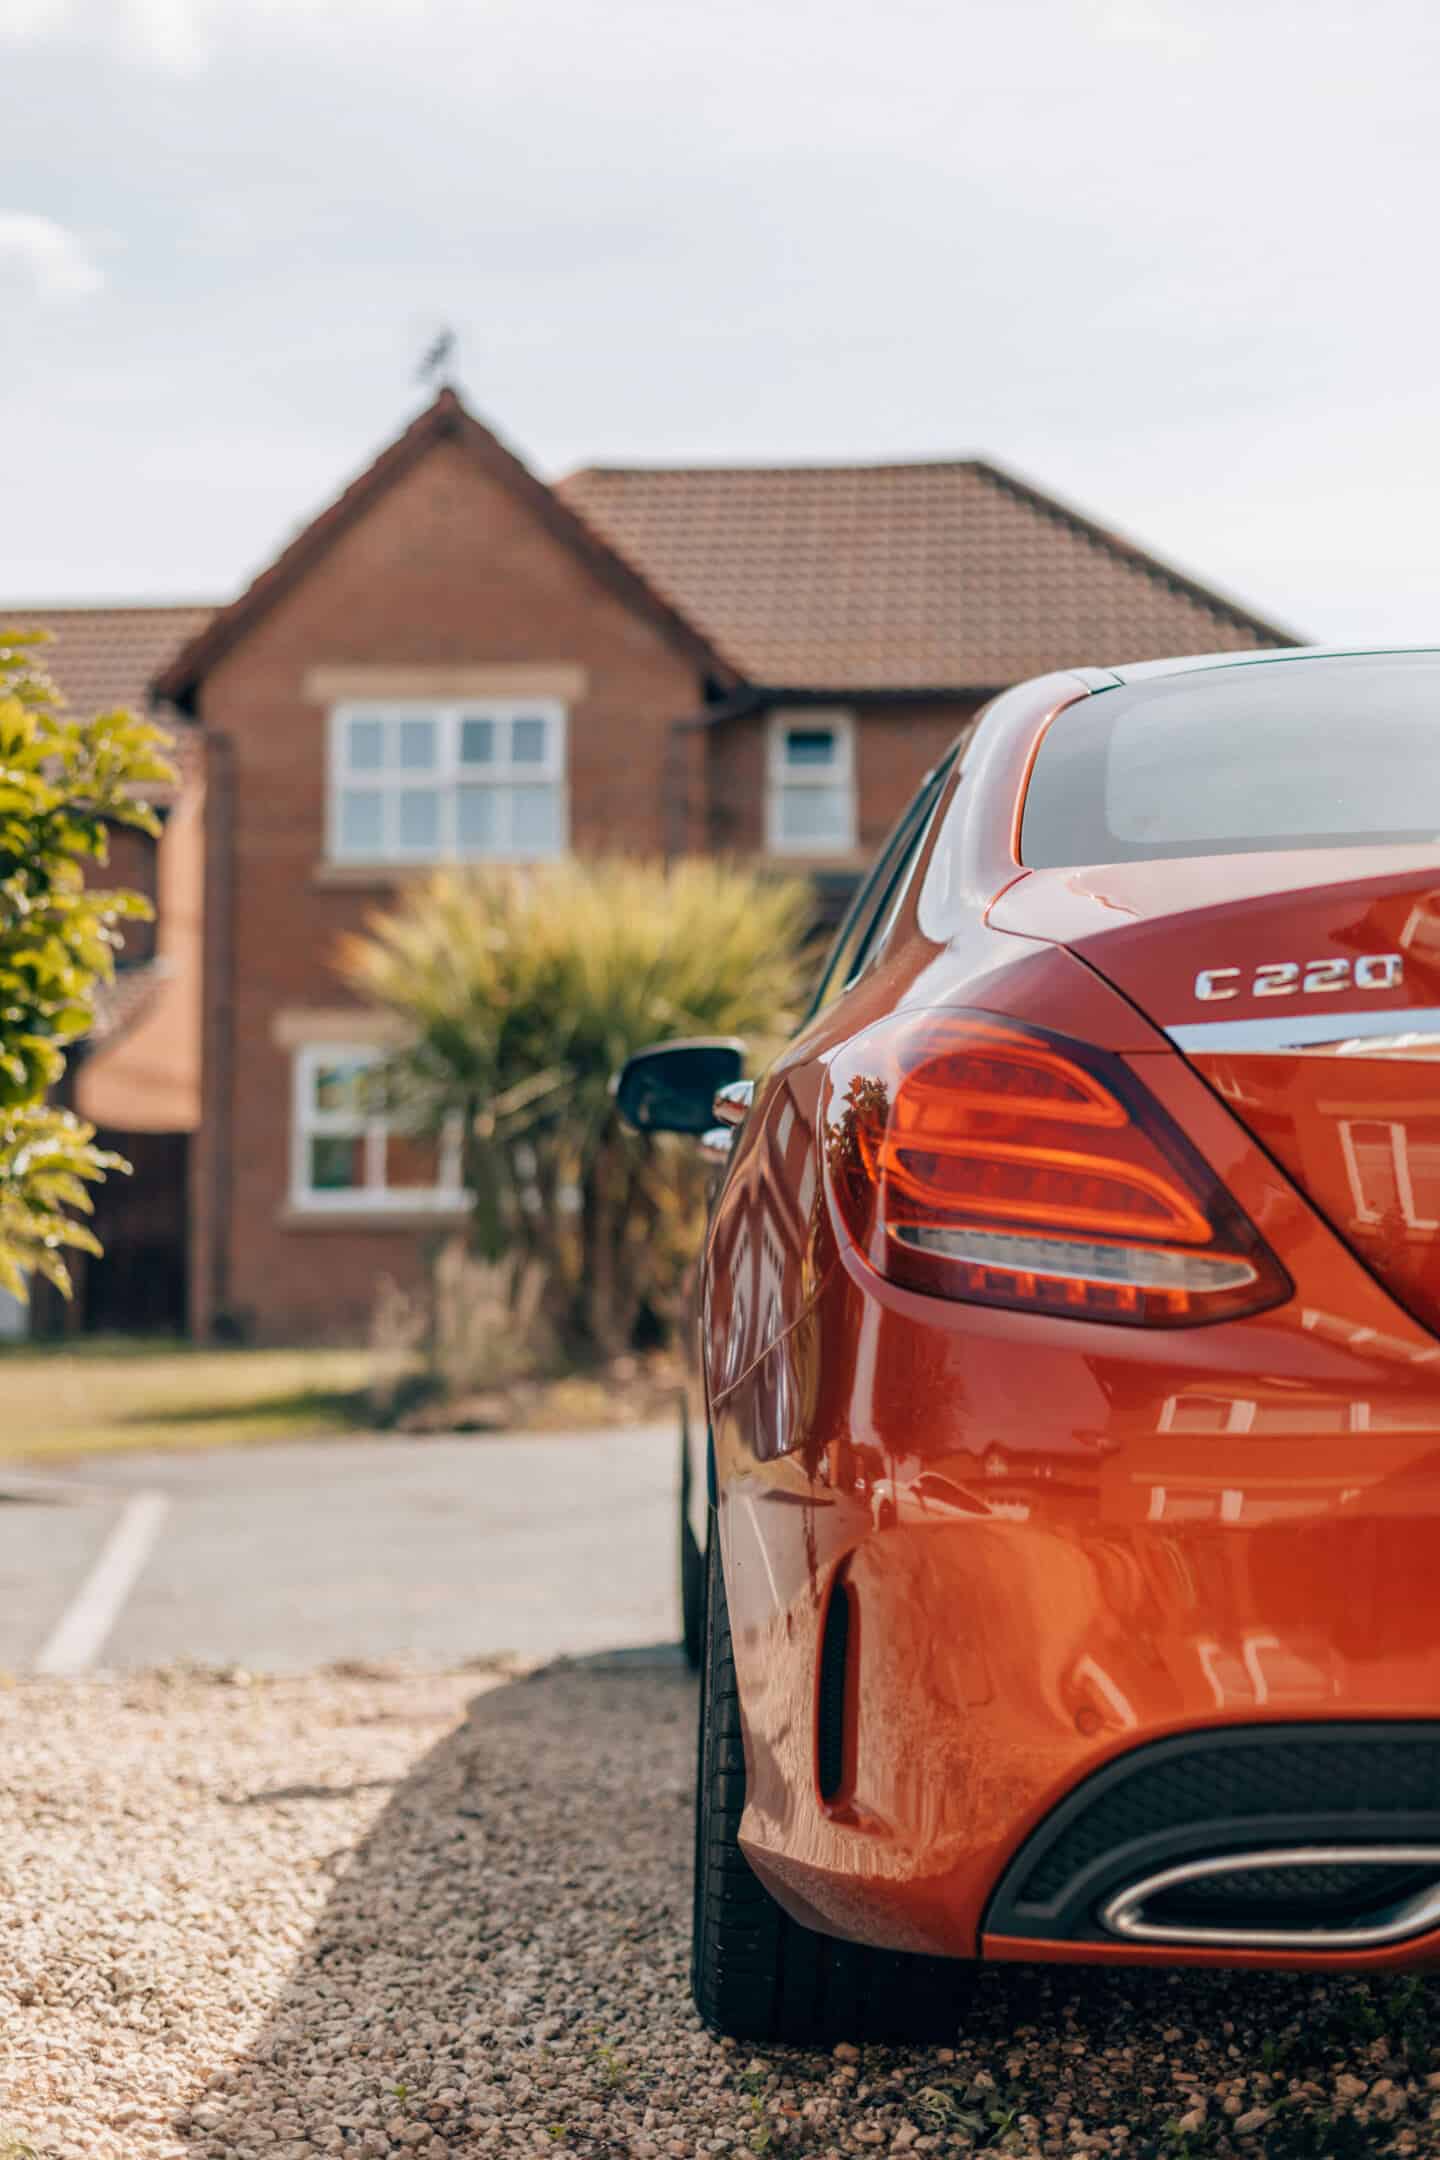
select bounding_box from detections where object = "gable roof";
[153,390,737,709]
[557,458,1300,691]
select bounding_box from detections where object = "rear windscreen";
[1022,653,1440,867]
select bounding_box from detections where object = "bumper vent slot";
[816,1579,852,1802]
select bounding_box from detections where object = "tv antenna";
[417,327,456,387]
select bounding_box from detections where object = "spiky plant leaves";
[341,857,813,1363]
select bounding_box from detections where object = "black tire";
[690,1518,966,2043]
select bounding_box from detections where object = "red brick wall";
[95,822,159,966]
[705,711,766,855]
[193,436,705,1343]
[855,701,978,852]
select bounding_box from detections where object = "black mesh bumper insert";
[985,1724,1440,1946]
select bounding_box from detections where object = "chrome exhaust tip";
[1100,1846,1440,1950]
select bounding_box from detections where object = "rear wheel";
[690,1518,965,2043]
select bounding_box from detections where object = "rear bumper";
[716,1241,1440,1970]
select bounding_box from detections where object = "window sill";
[312,857,565,888]
[763,847,868,871]
[277,1204,469,1233]
[311,861,416,890]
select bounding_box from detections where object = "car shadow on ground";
[180,1656,1440,2158]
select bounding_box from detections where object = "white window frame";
[290,1044,464,1214]
[765,708,857,856]
[327,699,568,865]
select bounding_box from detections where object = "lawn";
[0,1339,392,1461]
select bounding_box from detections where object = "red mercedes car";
[618,647,1440,2041]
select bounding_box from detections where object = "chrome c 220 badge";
[1194,954,1404,1002]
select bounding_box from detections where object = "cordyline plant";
[341,856,812,1363]
[0,629,175,1302]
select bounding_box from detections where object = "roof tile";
[0,604,211,789]
[0,604,213,715]
[557,460,1297,689]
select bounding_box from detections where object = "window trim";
[765,709,857,857]
[326,698,569,865]
[290,1043,465,1214]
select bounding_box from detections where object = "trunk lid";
[990,847,1440,1335]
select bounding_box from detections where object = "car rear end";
[718,649,1440,1975]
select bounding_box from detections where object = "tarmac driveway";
[0,1423,678,1674]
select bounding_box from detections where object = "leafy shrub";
[0,631,174,1302]
[341,856,811,1363]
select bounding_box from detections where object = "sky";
[0,0,1436,643]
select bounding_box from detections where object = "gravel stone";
[1,1660,1439,2157]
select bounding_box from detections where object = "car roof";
[1073,643,1440,691]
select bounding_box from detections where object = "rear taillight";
[822,1011,1290,1327]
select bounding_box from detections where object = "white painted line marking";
[34,1490,170,1675]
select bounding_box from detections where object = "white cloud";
[0,0,207,69]
[0,0,68,36]
[127,0,205,70]
[0,0,430,71]
[1083,0,1210,59]
[0,214,103,299]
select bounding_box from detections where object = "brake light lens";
[822,1011,1290,1326]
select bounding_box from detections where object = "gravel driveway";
[3,1660,1438,2160]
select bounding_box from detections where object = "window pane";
[384,1128,444,1192]
[345,716,385,771]
[779,784,849,845]
[312,1058,373,1114]
[784,727,837,769]
[337,789,384,857]
[511,783,561,855]
[309,1134,365,1191]
[511,715,547,765]
[397,789,440,853]
[457,785,497,854]
[397,717,437,771]
[460,716,495,765]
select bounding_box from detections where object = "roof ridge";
[562,456,985,480]
[967,457,1302,645]
[0,599,216,615]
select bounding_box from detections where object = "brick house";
[7,388,1295,1342]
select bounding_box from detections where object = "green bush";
[0,631,175,1301]
[341,856,812,1363]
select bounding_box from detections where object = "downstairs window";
[290,1045,463,1213]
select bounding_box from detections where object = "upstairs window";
[766,711,856,855]
[291,1045,463,1212]
[329,700,566,863]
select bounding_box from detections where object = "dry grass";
[0,1340,387,1462]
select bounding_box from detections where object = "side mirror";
[614,1037,745,1136]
